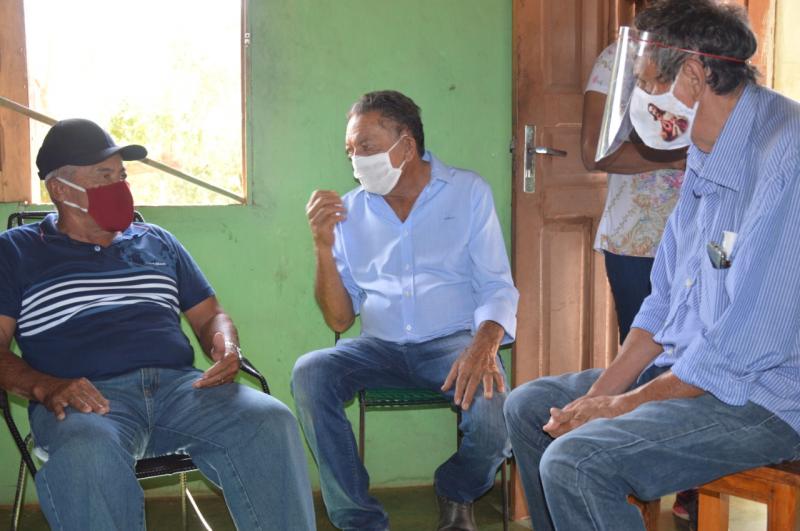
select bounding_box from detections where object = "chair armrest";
[0,389,38,476]
[239,356,270,395]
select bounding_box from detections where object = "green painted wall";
[0,0,512,504]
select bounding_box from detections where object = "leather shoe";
[437,495,477,531]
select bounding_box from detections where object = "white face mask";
[629,75,698,150]
[351,135,408,195]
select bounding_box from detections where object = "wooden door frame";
[0,0,31,203]
[509,0,613,520]
[741,0,777,87]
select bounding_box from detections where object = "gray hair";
[44,165,79,208]
[348,90,425,156]
[635,0,758,95]
[44,165,78,182]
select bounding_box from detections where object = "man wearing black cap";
[0,119,316,530]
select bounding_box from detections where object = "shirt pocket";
[699,254,730,324]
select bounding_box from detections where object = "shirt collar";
[694,83,758,192]
[40,212,148,243]
[424,151,454,185]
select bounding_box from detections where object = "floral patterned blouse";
[587,44,684,257]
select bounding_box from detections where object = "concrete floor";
[0,485,768,530]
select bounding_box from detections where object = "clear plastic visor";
[595,27,672,161]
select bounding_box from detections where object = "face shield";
[595,27,643,162]
[595,27,696,161]
[595,27,751,161]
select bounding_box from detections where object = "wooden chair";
[628,495,661,531]
[698,461,800,531]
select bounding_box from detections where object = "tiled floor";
[0,485,767,530]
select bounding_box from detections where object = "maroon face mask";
[57,178,135,232]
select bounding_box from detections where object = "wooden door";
[724,0,776,86]
[510,0,617,520]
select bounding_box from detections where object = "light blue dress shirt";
[632,83,800,433]
[333,151,519,344]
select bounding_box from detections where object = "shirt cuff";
[348,291,363,315]
[630,310,665,336]
[474,303,517,344]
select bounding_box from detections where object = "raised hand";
[306,190,347,249]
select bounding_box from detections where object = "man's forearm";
[314,246,355,332]
[624,369,704,408]
[587,327,665,396]
[0,347,55,401]
[473,320,505,354]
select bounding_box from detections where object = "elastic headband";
[634,37,749,64]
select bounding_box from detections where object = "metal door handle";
[523,125,568,193]
[533,146,568,157]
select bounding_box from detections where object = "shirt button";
[94,245,101,252]
[685,278,693,288]
[404,290,411,297]
[405,264,411,271]
[403,230,409,237]
[405,324,412,331]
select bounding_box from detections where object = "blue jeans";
[603,251,654,343]
[29,367,316,531]
[292,331,511,531]
[503,367,800,531]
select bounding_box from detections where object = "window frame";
[0,0,249,206]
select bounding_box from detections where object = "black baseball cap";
[36,118,148,179]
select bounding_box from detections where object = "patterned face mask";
[629,74,698,150]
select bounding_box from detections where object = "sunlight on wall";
[774,0,800,101]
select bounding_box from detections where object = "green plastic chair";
[335,333,510,530]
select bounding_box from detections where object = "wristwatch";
[224,340,243,363]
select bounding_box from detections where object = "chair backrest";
[7,210,145,229]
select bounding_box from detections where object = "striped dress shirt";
[632,83,800,433]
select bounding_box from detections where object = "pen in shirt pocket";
[707,231,737,269]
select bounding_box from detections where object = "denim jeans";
[503,367,800,531]
[291,331,511,531]
[29,367,316,531]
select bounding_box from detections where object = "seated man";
[0,119,315,530]
[504,1,800,530]
[293,90,519,531]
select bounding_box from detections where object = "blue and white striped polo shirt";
[632,83,800,434]
[0,215,214,380]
